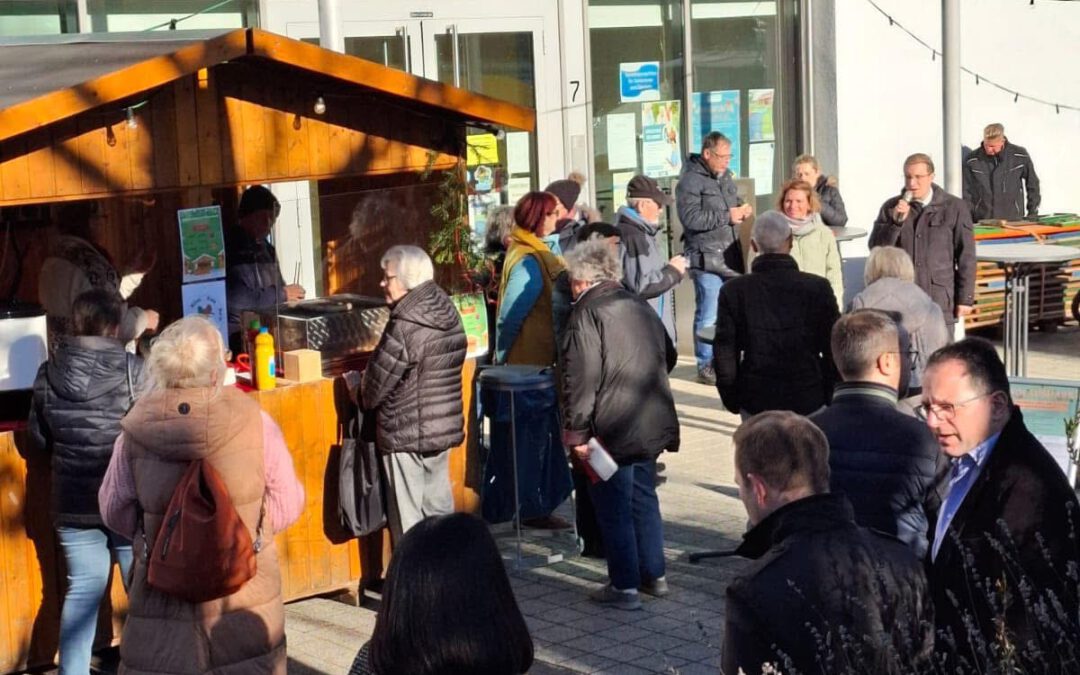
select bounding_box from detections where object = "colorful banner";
[452,293,490,358]
[690,90,741,176]
[748,88,775,142]
[640,100,682,178]
[177,206,225,284]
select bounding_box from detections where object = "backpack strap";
[125,353,136,409]
[253,497,266,553]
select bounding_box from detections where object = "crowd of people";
[24,117,1071,675]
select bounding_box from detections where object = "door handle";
[395,26,411,72]
[448,24,461,87]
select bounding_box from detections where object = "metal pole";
[800,0,815,154]
[75,0,91,32]
[681,0,694,156]
[317,0,344,53]
[942,0,962,195]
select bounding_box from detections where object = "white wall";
[834,0,1080,259]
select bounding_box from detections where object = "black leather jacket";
[963,141,1040,221]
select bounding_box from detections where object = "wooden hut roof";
[0,27,535,143]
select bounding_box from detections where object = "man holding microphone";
[870,153,975,334]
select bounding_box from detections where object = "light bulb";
[126,107,138,129]
[313,96,326,115]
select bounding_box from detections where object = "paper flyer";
[177,206,226,284]
[640,100,682,178]
[505,132,531,175]
[612,171,635,208]
[466,133,499,166]
[748,89,775,142]
[605,113,638,170]
[451,293,490,358]
[748,142,775,195]
[181,280,228,346]
[619,61,661,103]
[690,90,741,176]
[507,176,532,204]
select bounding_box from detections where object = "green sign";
[452,293,489,359]
[178,206,226,283]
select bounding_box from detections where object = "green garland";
[422,152,483,277]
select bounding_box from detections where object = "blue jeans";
[587,459,665,591]
[690,269,723,369]
[56,526,133,675]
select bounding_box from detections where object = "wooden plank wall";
[0,60,460,208]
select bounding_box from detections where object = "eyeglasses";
[904,174,931,181]
[381,274,397,284]
[545,211,558,217]
[915,392,996,422]
[708,151,733,159]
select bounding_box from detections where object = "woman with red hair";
[487,190,572,530]
[495,191,565,365]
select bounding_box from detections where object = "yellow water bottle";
[254,327,276,390]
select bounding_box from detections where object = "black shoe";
[696,366,716,385]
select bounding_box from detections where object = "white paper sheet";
[505,132,531,175]
[605,113,638,170]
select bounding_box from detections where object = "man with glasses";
[225,185,306,354]
[920,338,1080,672]
[870,153,975,334]
[810,310,941,558]
[676,131,753,384]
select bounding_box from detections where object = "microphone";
[902,191,914,203]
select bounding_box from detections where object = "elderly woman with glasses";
[99,315,304,674]
[849,246,950,400]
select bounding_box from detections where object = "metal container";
[240,294,389,377]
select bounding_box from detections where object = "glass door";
[421,18,547,237]
[284,20,423,72]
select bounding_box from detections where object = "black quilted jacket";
[361,281,467,454]
[28,335,146,526]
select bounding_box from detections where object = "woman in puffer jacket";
[29,289,147,675]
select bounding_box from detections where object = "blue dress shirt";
[932,431,1002,561]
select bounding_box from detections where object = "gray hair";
[380,245,434,290]
[864,246,915,285]
[751,211,792,254]
[627,197,654,211]
[147,315,226,390]
[484,205,515,253]
[565,239,622,285]
[702,131,731,153]
[831,310,899,380]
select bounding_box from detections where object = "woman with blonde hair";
[849,246,949,395]
[772,179,844,308]
[792,154,848,228]
[99,316,304,674]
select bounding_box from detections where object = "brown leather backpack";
[144,459,262,603]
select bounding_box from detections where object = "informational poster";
[505,132,531,175]
[605,113,638,170]
[690,90,741,175]
[1011,378,1080,478]
[466,133,499,166]
[181,280,228,346]
[748,142,775,196]
[611,171,635,208]
[748,88,775,142]
[619,61,661,103]
[640,100,682,178]
[177,206,225,284]
[507,176,532,204]
[469,193,499,240]
[451,293,489,358]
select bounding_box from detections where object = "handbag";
[698,225,744,276]
[338,406,387,537]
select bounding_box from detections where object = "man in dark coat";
[615,174,686,341]
[561,240,679,611]
[713,211,839,417]
[675,131,753,384]
[723,411,934,675]
[870,153,976,333]
[361,245,467,541]
[810,310,941,558]
[224,185,306,354]
[921,338,1080,673]
[963,123,1040,222]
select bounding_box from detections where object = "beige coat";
[119,386,286,675]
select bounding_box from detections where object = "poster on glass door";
[690,90,741,176]
[641,101,682,178]
[619,62,661,103]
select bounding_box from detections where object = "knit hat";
[544,172,586,210]
[238,185,280,218]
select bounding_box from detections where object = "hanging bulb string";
[863,0,1080,113]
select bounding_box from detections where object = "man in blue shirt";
[920,338,1080,672]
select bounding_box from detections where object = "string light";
[863,0,1079,114]
[313,96,326,115]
